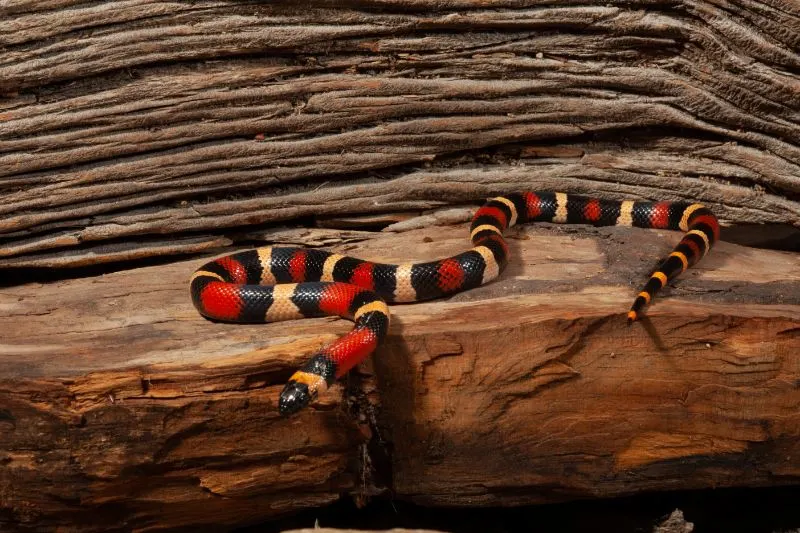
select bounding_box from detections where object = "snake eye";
[278,381,313,416]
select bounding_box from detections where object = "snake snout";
[278,381,312,416]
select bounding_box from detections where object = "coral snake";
[190,192,720,416]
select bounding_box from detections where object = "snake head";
[278,381,313,416]
[278,355,335,416]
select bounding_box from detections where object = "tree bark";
[1,222,798,531]
[0,1,799,268]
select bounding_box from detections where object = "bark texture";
[1,0,799,268]
[0,222,798,531]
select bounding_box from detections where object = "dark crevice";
[233,484,800,533]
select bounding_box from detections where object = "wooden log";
[2,0,799,530]
[1,1,799,268]
[0,221,798,531]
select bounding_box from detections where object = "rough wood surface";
[1,221,798,531]
[1,0,799,268]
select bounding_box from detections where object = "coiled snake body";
[190,192,719,416]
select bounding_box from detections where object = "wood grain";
[0,221,798,530]
[1,1,799,268]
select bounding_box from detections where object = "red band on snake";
[190,192,719,416]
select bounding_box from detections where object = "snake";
[190,192,720,416]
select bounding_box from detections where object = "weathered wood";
[0,221,798,531]
[1,0,799,530]
[1,1,799,268]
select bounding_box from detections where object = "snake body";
[190,192,720,416]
